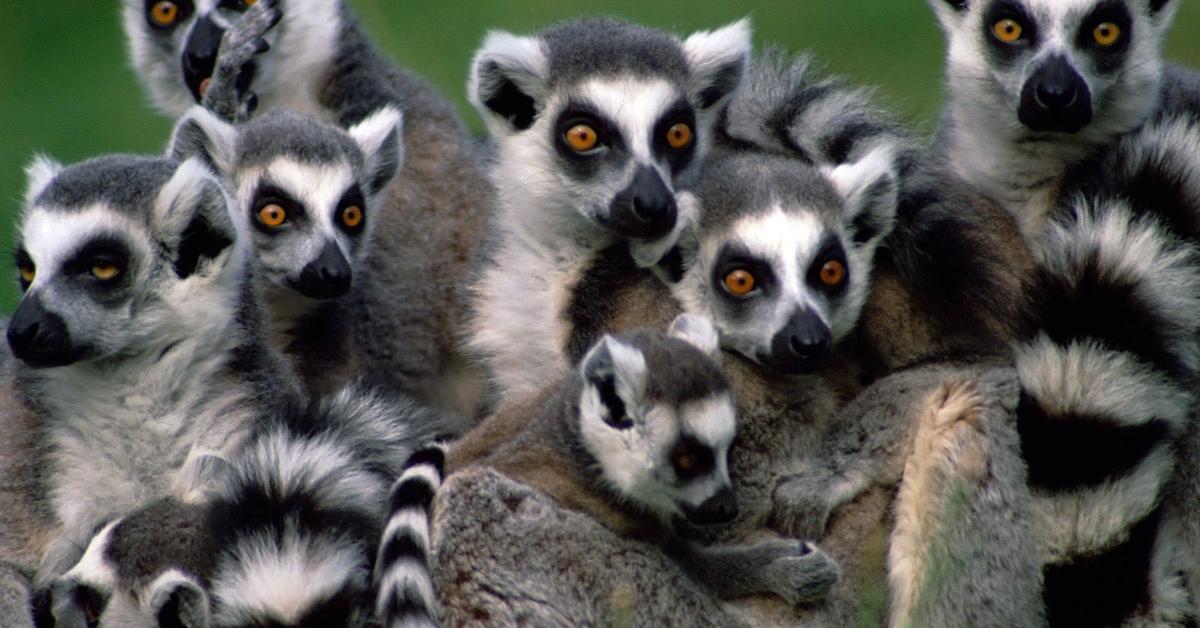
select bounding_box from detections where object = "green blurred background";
[1,1,1199,312]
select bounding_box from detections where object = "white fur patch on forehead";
[20,206,149,280]
[212,531,361,624]
[679,394,737,451]
[732,205,828,288]
[574,77,683,162]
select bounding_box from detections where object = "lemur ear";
[580,335,648,430]
[347,106,405,196]
[928,0,969,31]
[153,160,240,280]
[146,570,211,628]
[823,146,899,249]
[669,314,721,363]
[469,31,549,134]
[682,19,751,111]
[168,106,237,176]
[1150,0,1174,14]
[23,154,63,207]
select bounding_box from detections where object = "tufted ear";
[168,106,237,177]
[668,314,720,363]
[823,146,899,250]
[146,570,211,628]
[580,335,648,430]
[24,154,63,207]
[682,19,751,111]
[153,160,240,280]
[347,106,405,196]
[469,30,549,135]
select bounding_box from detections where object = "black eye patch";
[671,436,716,481]
[250,182,306,234]
[553,103,625,178]
[143,0,195,31]
[1076,0,1133,71]
[651,98,698,176]
[63,236,133,278]
[712,243,777,302]
[806,233,850,297]
[983,0,1039,63]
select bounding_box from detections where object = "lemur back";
[123,0,493,416]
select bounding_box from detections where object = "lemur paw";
[759,540,840,605]
[202,0,281,122]
[769,476,833,540]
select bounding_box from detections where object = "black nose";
[7,296,82,368]
[292,242,353,299]
[181,15,224,102]
[760,309,832,375]
[1019,56,1093,134]
[682,487,738,526]
[604,166,678,240]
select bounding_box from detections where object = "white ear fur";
[153,158,241,279]
[468,31,549,134]
[580,335,649,416]
[146,569,211,628]
[347,106,406,196]
[669,314,721,363]
[927,0,969,33]
[682,18,752,110]
[822,146,899,247]
[24,154,64,207]
[167,106,237,176]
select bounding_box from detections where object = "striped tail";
[1016,199,1200,626]
[717,48,909,168]
[375,444,447,628]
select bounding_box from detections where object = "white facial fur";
[123,0,341,119]
[931,0,1179,232]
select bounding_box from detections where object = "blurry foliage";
[1,1,1199,311]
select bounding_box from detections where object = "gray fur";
[125,0,494,417]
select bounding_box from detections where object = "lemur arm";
[666,538,839,606]
[200,0,281,124]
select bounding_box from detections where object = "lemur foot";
[758,539,840,605]
[202,0,281,123]
[769,475,833,540]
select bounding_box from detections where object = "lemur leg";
[201,0,281,123]
[669,538,839,605]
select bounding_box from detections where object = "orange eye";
[565,125,598,152]
[1094,22,1121,47]
[667,123,692,150]
[993,19,1023,43]
[819,260,846,287]
[258,203,287,229]
[149,1,179,27]
[18,265,34,285]
[242,0,258,5]
[676,453,695,471]
[91,264,120,281]
[341,205,363,229]
[723,269,756,297]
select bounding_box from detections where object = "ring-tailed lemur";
[43,382,463,627]
[168,103,406,395]
[375,316,841,626]
[930,1,1200,623]
[465,17,752,403]
[4,151,301,596]
[123,0,494,417]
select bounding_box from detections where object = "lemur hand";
[202,0,281,123]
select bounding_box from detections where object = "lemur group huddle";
[2,0,1199,626]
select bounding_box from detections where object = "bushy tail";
[374,444,448,628]
[1015,199,1200,625]
[717,48,910,167]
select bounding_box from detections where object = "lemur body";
[123,0,493,415]
[930,1,1200,623]
[168,103,405,396]
[375,319,841,626]
[45,383,460,627]
[464,17,752,404]
[2,152,300,591]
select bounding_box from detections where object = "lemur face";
[577,315,740,526]
[931,0,1178,139]
[122,0,341,116]
[469,18,750,242]
[672,151,897,374]
[9,155,242,369]
[168,106,404,301]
